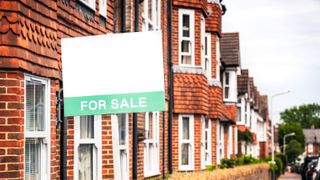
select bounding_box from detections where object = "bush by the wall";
[205,165,216,171]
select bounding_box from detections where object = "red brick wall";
[0,71,61,179]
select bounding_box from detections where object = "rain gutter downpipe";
[58,87,67,180]
[167,0,173,174]
[132,0,139,179]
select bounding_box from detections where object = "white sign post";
[62,31,165,116]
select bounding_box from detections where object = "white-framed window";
[142,0,161,31]
[179,114,194,171]
[227,126,233,158]
[24,75,50,180]
[79,0,96,10]
[201,117,212,169]
[74,115,102,180]
[201,15,206,71]
[112,114,129,180]
[179,9,195,66]
[234,126,238,154]
[216,121,224,165]
[215,36,221,81]
[223,71,237,102]
[204,33,212,78]
[144,112,160,177]
[99,0,107,17]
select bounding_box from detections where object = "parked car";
[301,156,319,180]
[312,157,320,180]
[306,159,318,180]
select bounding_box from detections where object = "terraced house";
[0,0,269,179]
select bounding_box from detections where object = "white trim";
[112,114,129,180]
[79,0,96,10]
[201,116,205,169]
[223,71,237,102]
[144,112,160,177]
[179,114,194,171]
[179,9,195,66]
[215,36,221,81]
[24,74,50,180]
[234,126,238,154]
[216,121,224,165]
[227,126,233,158]
[204,33,212,79]
[99,0,107,17]
[74,115,102,180]
[142,0,161,31]
[201,118,212,168]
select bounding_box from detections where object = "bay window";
[179,9,194,66]
[112,114,129,180]
[144,112,160,177]
[74,115,102,180]
[204,33,212,78]
[223,71,237,102]
[142,0,160,31]
[201,117,212,169]
[24,75,50,180]
[216,36,221,81]
[179,115,194,170]
[227,126,233,158]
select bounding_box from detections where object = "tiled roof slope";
[220,32,241,66]
[303,129,320,143]
[259,95,268,120]
[237,69,249,95]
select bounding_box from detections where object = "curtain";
[78,145,93,180]
[80,116,94,139]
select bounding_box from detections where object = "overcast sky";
[222,0,320,123]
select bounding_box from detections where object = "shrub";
[276,152,287,174]
[205,165,216,171]
[221,158,236,168]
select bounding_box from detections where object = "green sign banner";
[64,91,165,116]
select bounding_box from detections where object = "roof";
[237,69,249,95]
[303,129,320,143]
[220,32,241,67]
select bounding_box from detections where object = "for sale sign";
[61,31,165,116]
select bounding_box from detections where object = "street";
[279,172,301,180]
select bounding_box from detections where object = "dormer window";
[179,9,194,66]
[223,71,237,102]
[204,33,211,78]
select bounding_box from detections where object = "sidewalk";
[278,172,301,180]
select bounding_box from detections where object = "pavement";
[278,172,301,180]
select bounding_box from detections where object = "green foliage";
[263,156,283,177]
[280,103,320,128]
[278,122,305,149]
[220,158,236,168]
[286,139,304,163]
[238,129,254,144]
[205,165,216,171]
[276,153,287,174]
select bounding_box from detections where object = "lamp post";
[270,89,293,164]
[283,132,295,155]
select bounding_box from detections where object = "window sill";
[144,171,160,178]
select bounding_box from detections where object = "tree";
[286,139,304,163]
[278,122,305,150]
[280,103,320,128]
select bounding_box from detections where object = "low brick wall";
[169,164,271,180]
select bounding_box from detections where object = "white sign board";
[62,31,165,116]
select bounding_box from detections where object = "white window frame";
[79,0,96,10]
[215,36,221,81]
[142,0,161,31]
[204,33,212,79]
[234,126,238,154]
[223,71,237,102]
[24,75,50,180]
[201,15,206,71]
[216,121,224,165]
[112,114,129,180]
[74,115,102,180]
[201,117,212,169]
[144,112,160,177]
[308,144,314,153]
[179,114,194,171]
[179,9,195,66]
[227,126,233,158]
[99,0,107,17]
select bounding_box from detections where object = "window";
[308,144,313,153]
[144,112,160,177]
[204,33,212,78]
[142,0,160,31]
[223,71,237,102]
[223,72,230,99]
[99,0,107,17]
[74,115,102,180]
[215,36,221,81]
[79,0,96,10]
[24,75,50,180]
[201,117,212,169]
[179,9,194,66]
[179,115,194,170]
[227,126,233,158]
[112,114,129,180]
[234,126,238,154]
[216,121,224,165]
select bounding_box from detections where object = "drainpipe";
[162,111,165,178]
[132,0,139,179]
[57,87,67,180]
[167,0,173,174]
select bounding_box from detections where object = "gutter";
[57,87,67,180]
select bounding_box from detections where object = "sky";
[222,0,320,124]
